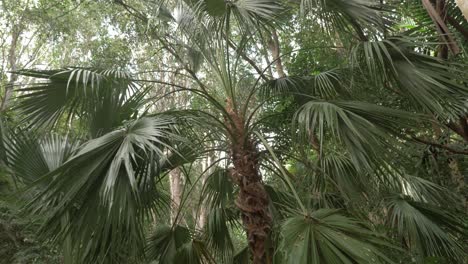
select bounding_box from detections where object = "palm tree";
[1,0,467,263]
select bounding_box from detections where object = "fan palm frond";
[3,128,77,184]
[386,195,465,263]
[320,154,364,200]
[259,69,348,101]
[15,68,143,136]
[399,175,461,206]
[146,224,214,264]
[26,116,178,263]
[279,209,395,264]
[204,207,237,262]
[351,37,468,118]
[300,0,387,39]
[196,0,283,30]
[201,167,234,207]
[294,100,419,170]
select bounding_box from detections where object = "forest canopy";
[0,0,467,263]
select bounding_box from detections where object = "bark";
[169,168,183,225]
[268,30,286,78]
[448,159,465,194]
[427,2,468,206]
[1,24,21,112]
[433,0,468,142]
[227,39,269,82]
[455,0,468,21]
[447,156,466,210]
[447,15,468,41]
[197,155,211,229]
[412,136,468,155]
[333,32,346,56]
[436,0,449,59]
[446,117,468,142]
[458,115,468,140]
[225,99,272,264]
[257,40,274,78]
[422,0,460,55]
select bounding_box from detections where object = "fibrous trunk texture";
[231,141,271,263]
[226,99,272,264]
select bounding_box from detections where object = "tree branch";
[114,0,208,92]
[447,15,468,41]
[412,136,468,155]
[226,39,270,82]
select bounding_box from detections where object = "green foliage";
[1,0,468,263]
[386,195,465,263]
[0,199,61,264]
[146,225,214,264]
[278,209,395,264]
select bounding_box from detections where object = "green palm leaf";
[26,116,177,263]
[146,225,214,264]
[320,154,364,200]
[300,0,387,38]
[3,129,77,184]
[352,37,468,118]
[279,209,396,264]
[294,100,419,170]
[386,195,465,263]
[260,70,348,101]
[201,167,234,207]
[15,68,142,135]
[198,0,283,28]
[204,207,236,263]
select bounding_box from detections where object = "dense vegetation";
[1,0,467,263]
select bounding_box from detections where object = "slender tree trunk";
[257,41,274,78]
[430,2,467,207]
[436,0,449,59]
[169,168,183,224]
[1,24,21,112]
[268,30,286,78]
[225,99,271,264]
[422,0,460,55]
[455,0,468,21]
[197,155,211,229]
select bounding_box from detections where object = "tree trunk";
[169,168,183,224]
[225,99,272,264]
[197,155,211,229]
[231,143,271,264]
[455,0,468,21]
[428,5,467,208]
[422,0,460,55]
[436,0,449,59]
[268,30,286,78]
[1,24,21,112]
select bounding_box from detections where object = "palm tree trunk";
[226,99,272,264]
[231,142,271,263]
